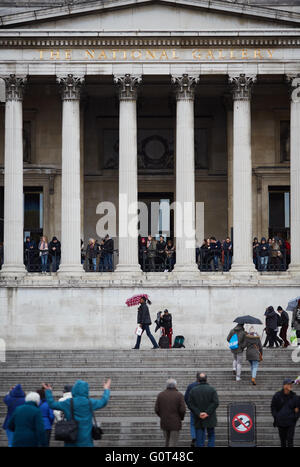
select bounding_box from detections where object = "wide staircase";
[0,349,299,447]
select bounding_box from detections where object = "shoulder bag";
[55,398,78,443]
[89,400,103,440]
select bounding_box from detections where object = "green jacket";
[7,401,47,447]
[188,382,219,429]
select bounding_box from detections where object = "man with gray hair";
[155,378,186,447]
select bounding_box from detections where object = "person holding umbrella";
[227,316,262,382]
[132,296,159,349]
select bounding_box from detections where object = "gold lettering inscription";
[85,49,95,59]
[98,50,107,60]
[131,50,142,60]
[65,50,72,60]
[159,50,169,60]
[254,49,263,59]
[206,50,215,60]
[145,50,156,59]
[192,49,201,60]
[36,47,275,62]
[241,49,248,59]
[50,50,60,60]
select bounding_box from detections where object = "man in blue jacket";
[184,374,200,447]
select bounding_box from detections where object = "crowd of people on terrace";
[0,233,290,273]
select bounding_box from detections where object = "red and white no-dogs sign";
[232,412,253,434]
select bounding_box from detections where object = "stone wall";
[0,279,298,349]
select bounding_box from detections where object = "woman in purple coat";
[2,384,25,447]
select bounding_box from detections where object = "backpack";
[228,333,239,350]
[173,335,185,348]
[159,335,169,349]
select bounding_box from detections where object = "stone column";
[229,74,256,273]
[287,74,300,273]
[172,74,199,275]
[1,74,27,277]
[57,74,84,275]
[114,74,141,273]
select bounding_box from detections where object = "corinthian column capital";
[2,74,27,101]
[57,74,85,100]
[114,74,142,100]
[171,74,198,101]
[286,74,300,103]
[229,73,256,101]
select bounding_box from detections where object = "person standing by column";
[155,378,186,447]
[188,373,219,448]
[277,306,290,348]
[132,296,159,349]
[271,378,300,448]
[38,236,49,274]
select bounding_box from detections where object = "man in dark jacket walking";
[188,373,219,447]
[277,306,290,348]
[264,306,282,348]
[155,378,186,447]
[271,378,300,447]
[132,296,159,349]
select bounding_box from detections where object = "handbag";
[89,400,103,440]
[55,398,78,443]
[135,326,143,336]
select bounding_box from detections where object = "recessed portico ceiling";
[1,0,300,29]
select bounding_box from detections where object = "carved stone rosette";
[171,74,198,101]
[3,74,27,101]
[229,73,256,101]
[286,74,300,103]
[57,74,84,100]
[114,74,142,101]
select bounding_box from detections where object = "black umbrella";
[233,315,263,325]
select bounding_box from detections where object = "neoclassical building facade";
[0,0,300,349]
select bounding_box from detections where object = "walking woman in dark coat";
[132,297,159,349]
[244,327,263,386]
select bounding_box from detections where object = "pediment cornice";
[1,0,300,27]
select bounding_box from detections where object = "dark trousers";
[278,424,296,447]
[134,324,158,349]
[279,325,290,347]
[45,429,52,447]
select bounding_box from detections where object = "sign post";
[228,402,256,447]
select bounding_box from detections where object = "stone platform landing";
[0,349,299,447]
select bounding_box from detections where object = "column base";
[288,264,300,275]
[57,263,84,277]
[115,263,142,275]
[0,264,26,278]
[172,263,200,279]
[230,263,257,274]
